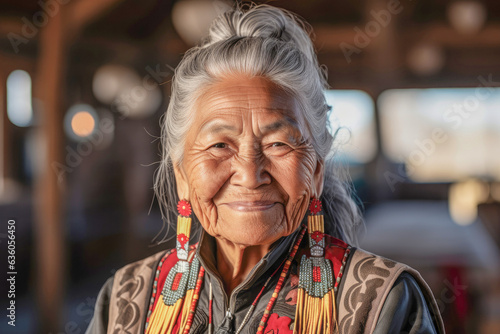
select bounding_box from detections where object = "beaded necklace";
[255,226,305,333]
[146,225,306,334]
[207,225,306,334]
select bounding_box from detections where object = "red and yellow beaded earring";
[146,200,204,334]
[294,198,336,334]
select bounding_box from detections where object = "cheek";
[188,160,227,200]
[271,151,317,227]
[184,157,231,228]
[275,152,316,198]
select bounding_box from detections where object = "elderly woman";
[87,4,444,334]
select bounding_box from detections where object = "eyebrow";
[263,118,297,132]
[262,115,301,135]
[199,114,301,135]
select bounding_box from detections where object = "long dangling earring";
[294,198,336,334]
[146,200,203,334]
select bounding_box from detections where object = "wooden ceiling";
[1,0,500,91]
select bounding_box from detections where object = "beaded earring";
[146,200,204,334]
[294,198,336,334]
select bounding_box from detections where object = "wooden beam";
[0,69,7,192]
[33,9,66,332]
[66,0,125,38]
[313,23,500,52]
[313,24,357,51]
[0,17,23,37]
[0,53,35,73]
[409,23,500,48]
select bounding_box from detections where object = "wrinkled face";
[174,76,324,247]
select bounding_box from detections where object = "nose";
[231,151,271,189]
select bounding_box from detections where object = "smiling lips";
[224,201,277,212]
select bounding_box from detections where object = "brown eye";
[271,142,286,147]
[212,143,227,149]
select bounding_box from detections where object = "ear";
[312,158,324,198]
[173,162,190,201]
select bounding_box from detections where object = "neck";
[215,239,273,296]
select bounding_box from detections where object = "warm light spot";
[491,183,500,202]
[449,179,488,225]
[71,111,96,137]
[64,104,99,141]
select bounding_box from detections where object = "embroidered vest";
[106,246,444,333]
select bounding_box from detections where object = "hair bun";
[204,4,316,63]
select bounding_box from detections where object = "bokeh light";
[64,104,98,141]
[71,111,96,137]
[447,1,487,35]
[449,179,489,225]
[92,64,162,119]
[7,70,33,127]
[92,64,138,105]
[407,44,445,76]
[172,0,231,46]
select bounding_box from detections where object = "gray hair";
[153,3,362,245]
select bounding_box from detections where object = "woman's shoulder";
[112,243,201,283]
[86,248,180,334]
[322,234,418,281]
[115,249,174,279]
[330,242,445,334]
[373,272,442,333]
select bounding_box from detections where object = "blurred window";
[378,88,500,182]
[325,90,377,163]
[7,70,33,127]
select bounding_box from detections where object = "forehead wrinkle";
[201,80,289,99]
[199,82,295,113]
[198,107,300,134]
[194,78,305,137]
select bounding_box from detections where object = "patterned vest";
[106,238,444,333]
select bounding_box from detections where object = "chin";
[225,232,283,248]
[216,212,288,247]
